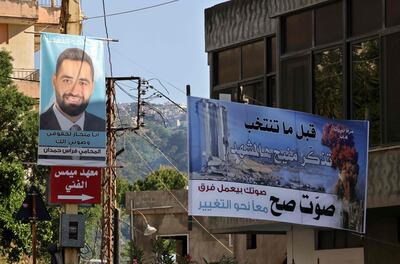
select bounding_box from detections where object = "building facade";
[0,0,61,102]
[126,190,238,264]
[205,0,400,263]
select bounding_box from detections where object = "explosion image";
[321,123,359,202]
[321,123,365,230]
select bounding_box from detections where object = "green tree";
[122,166,187,262]
[121,241,144,264]
[0,50,55,262]
[132,166,187,191]
[314,48,343,119]
[81,205,102,259]
[117,176,134,207]
[152,238,175,264]
[351,40,380,146]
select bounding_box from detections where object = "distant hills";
[115,102,187,182]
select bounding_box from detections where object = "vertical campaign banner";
[188,97,369,233]
[38,33,106,167]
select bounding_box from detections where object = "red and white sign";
[49,166,101,204]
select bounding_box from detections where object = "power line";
[142,102,170,128]
[117,81,139,91]
[84,0,179,20]
[136,131,181,171]
[148,78,170,94]
[110,47,186,95]
[115,82,137,100]
[148,82,187,113]
[101,0,113,77]
[350,232,400,248]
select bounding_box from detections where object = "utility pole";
[60,0,82,34]
[60,3,144,263]
[101,77,117,264]
[101,77,141,263]
[59,1,82,263]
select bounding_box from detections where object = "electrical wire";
[129,134,233,255]
[142,102,170,127]
[109,47,186,95]
[101,0,113,77]
[134,132,181,171]
[117,81,139,91]
[114,81,144,128]
[138,132,182,171]
[148,78,170,94]
[148,83,187,113]
[115,82,137,100]
[350,232,400,248]
[84,0,180,20]
[100,0,130,133]
[112,83,124,128]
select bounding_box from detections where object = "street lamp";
[134,209,157,236]
[130,201,171,240]
[129,200,173,239]
[129,201,173,263]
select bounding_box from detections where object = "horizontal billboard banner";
[188,97,369,233]
[38,33,106,167]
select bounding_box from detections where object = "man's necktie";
[69,124,82,131]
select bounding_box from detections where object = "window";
[385,32,400,143]
[268,37,276,73]
[317,230,363,250]
[281,56,311,112]
[313,48,344,118]
[315,2,343,46]
[0,24,8,44]
[215,47,240,85]
[211,37,276,107]
[386,0,400,27]
[267,76,277,107]
[283,11,312,53]
[246,234,257,249]
[350,0,382,36]
[239,81,264,105]
[351,39,380,146]
[242,40,264,79]
[277,0,400,146]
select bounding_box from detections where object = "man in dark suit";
[40,48,105,132]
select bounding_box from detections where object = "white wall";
[0,24,35,69]
[287,227,315,264]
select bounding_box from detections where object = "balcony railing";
[12,68,40,82]
[38,0,61,8]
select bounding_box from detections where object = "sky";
[80,0,228,105]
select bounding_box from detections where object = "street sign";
[49,166,101,204]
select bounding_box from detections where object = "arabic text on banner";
[38,33,106,167]
[188,96,369,233]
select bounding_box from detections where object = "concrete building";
[126,190,237,264]
[204,0,400,264]
[0,0,61,103]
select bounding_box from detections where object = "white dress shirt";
[53,104,85,131]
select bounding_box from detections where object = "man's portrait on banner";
[40,48,105,132]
